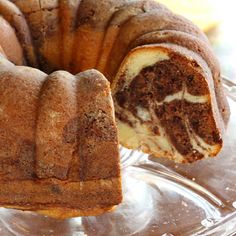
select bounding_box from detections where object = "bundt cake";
[0,0,230,218]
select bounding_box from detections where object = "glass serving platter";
[0,78,235,236]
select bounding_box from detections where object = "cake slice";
[0,67,122,219]
[130,30,230,125]
[112,44,225,163]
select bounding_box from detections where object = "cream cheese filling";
[113,48,170,89]
[156,90,210,106]
[117,105,219,161]
[116,105,184,162]
[185,119,219,158]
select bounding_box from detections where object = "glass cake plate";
[0,78,235,236]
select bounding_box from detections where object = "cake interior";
[113,49,222,163]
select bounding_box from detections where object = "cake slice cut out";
[112,44,224,163]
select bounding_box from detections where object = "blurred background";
[158,0,236,81]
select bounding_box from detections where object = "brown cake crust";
[0,177,121,219]
[60,0,81,70]
[12,0,62,72]
[0,16,23,64]
[35,71,78,179]
[71,0,126,73]
[0,0,37,66]
[38,1,62,73]
[0,67,122,218]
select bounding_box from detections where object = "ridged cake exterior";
[0,56,121,219]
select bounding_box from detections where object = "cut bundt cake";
[0,55,121,219]
[0,0,230,218]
